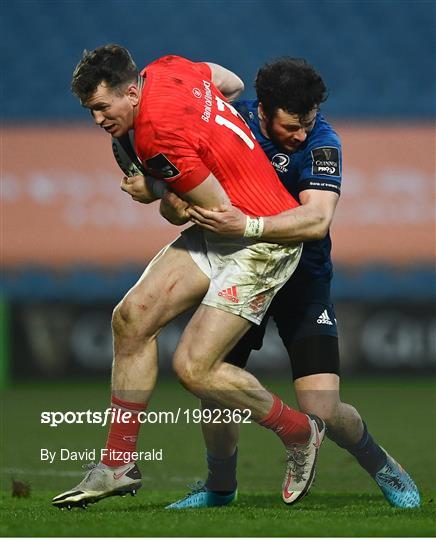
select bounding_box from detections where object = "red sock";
[259,394,311,446]
[101,395,147,467]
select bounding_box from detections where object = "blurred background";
[1,0,435,385]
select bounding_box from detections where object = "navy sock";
[340,422,387,476]
[205,448,238,494]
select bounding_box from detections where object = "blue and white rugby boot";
[166,481,237,509]
[52,461,142,509]
[374,449,420,508]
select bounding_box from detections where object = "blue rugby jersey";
[235,99,342,279]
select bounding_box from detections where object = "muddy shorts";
[179,225,302,325]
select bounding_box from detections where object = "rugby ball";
[111,131,145,177]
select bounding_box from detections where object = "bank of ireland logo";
[192,88,202,98]
[271,153,290,173]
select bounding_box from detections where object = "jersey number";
[215,96,255,150]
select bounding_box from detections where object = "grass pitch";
[1,376,435,537]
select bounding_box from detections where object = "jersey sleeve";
[147,55,212,81]
[298,133,342,195]
[142,130,210,194]
[194,61,212,79]
[170,56,212,80]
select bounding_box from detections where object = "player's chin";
[105,125,125,137]
[284,142,300,152]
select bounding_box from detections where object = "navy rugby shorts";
[225,272,340,378]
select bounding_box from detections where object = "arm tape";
[244,216,264,238]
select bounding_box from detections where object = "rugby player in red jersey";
[52,45,325,509]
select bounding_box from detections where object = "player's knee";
[172,356,195,389]
[112,299,136,337]
[173,353,207,392]
[112,295,159,341]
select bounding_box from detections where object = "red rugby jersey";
[133,55,299,216]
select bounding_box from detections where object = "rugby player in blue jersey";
[159,58,420,509]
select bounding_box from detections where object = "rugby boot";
[282,414,326,505]
[52,461,142,509]
[374,449,420,508]
[166,481,237,509]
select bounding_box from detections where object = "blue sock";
[205,448,238,494]
[340,422,387,476]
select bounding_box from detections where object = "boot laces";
[285,446,308,483]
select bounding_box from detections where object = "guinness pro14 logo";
[311,147,340,176]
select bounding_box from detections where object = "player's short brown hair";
[71,44,138,103]
[255,58,327,119]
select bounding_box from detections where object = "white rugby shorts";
[179,225,302,325]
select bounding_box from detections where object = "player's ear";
[126,83,140,106]
[258,102,266,121]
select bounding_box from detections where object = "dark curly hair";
[72,44,138,103]
[255,58,327,118]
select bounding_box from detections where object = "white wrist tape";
[244,216,265,238]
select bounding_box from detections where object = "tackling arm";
[262,190,339,243]
[205,62,244,102]
[188,189,339,243]
[159,191,191,225]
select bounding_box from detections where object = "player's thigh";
[174,304,252,375]
[116,237,210,332]
[274,300,339,379]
